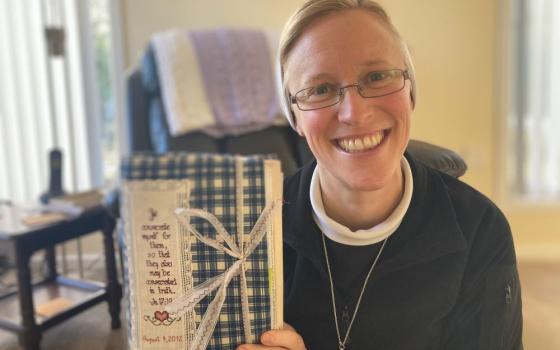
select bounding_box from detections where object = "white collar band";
[311,157,413,246]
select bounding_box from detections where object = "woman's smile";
[334,129,387,153]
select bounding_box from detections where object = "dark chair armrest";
[406,140,467,178]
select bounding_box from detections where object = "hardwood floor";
[518,260,560,350]
[0,304,126,350]
[0,259,558,349]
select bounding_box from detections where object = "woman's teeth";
[337,132,384,153]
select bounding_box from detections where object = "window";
[91,0,118,183]
[507,0,560,201]
[0,0,117,204]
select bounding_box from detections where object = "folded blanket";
[151,29,214,136]
[151,29,282,138]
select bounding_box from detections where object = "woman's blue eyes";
[312,84,335,96]
[303,71,394,98]
[312,72,389,91]
[367,72,387,82]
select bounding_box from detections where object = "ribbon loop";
[165,261,242,315]
[175,207,241,258]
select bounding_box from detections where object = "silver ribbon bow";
[166,199,278,350]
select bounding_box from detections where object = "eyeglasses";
[290,69,410,111]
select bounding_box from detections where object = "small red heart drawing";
[154,310,169,322]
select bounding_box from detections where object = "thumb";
[282,322,296,332]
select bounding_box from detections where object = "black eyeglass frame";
[289,69,410,111]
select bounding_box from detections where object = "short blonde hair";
[278,0,417,128]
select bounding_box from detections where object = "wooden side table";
[0,205,122,350]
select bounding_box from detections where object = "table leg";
[102,214,122,329]
[15,243,41,350]
[44,246,57,281]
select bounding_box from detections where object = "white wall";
[120,0,305,67]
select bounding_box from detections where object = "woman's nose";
[337,86,372,125]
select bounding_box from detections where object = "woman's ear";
[291,110,305,137]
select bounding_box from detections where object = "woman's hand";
[236,323,306,350]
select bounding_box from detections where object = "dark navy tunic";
[282,153,523,350]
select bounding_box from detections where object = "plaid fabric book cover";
[121,153,283,349]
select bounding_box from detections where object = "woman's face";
[285,9,412,194]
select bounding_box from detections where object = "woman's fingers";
[235,323,306,350]
[236,346,285,350]
[282,323,296,332]
[259,327,306,349]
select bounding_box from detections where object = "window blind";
[511,0,560,199]
[0,0,96,204]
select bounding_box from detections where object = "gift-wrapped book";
[120,153,283,349]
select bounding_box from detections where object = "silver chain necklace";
[321,233,388,350]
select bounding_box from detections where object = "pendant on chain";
[321,233,388,350]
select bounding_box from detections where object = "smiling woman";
[284,9,413,229]
[236,1,523,350]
